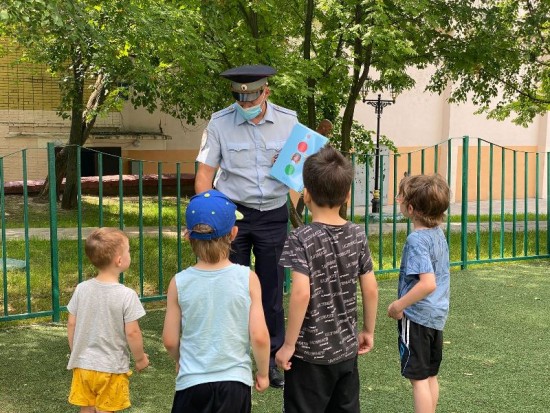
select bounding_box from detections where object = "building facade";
[1,44,548,202]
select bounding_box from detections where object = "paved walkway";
[2,199,547,240]
[353,198,548,217]
[350,198,548,234]
[3,226,181,241]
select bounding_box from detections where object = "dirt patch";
[2,195,49,219]
[3,174,195,196]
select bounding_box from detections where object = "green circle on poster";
[285,164,295,175]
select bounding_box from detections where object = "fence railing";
[0,137,548,322]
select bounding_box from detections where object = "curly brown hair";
[397,174,450,227]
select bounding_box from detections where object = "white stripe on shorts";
[401,316,410,348]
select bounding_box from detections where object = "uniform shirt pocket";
[261,140,286,167]
[225,142,251,169]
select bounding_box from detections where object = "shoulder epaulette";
[211,105,236,120]
[271,103,297,117]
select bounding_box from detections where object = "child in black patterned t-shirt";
[275,145,379,413]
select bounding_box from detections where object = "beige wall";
[355,67,549,200]
[123,149,198,175]
[119,105,206,151]
[0,109,122,181]
[385,143,540,203]
[356,67,547,149]
[1,59,548,200]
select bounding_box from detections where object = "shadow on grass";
[0,260,548,412]
[0,309,176,413]
[2,195,191,229]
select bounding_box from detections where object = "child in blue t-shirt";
[388,173,451,413]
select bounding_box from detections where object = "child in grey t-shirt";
[67,228,149,412]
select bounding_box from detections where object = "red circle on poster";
[297,142,308,152]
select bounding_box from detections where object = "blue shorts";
[398,316,443,380]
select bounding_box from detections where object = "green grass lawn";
[1,227,547,320]
[0,260,548,412]
[0,237,197,317]
[1,229,547,319]
[2,195,188,228]
[2,195,548,229]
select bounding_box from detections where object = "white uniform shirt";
[196,101,298,211]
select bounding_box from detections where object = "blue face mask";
[234,95,265,121]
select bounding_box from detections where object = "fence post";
[461,136,469,269]
[547,152,550,254]
[47,143,60,322]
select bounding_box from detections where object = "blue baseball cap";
[186,190,241,240]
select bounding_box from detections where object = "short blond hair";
[188,224,232,264]
[85,228,128,269]
[398,174,450,227]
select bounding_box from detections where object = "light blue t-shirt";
[196,101,298,211]
[398,227,450,331]
[174,264,252,391]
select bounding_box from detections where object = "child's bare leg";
[428,376,439,411]
[79,408,113,413]
[410,379,435,413]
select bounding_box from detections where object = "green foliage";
[181,0,550,153]
[0,0,547,153]
[330,118,397,160]
[427,0,550,126]
[0,0,212,122]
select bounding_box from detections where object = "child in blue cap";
[163,189,270,413]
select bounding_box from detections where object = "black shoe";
[269,366,284,388]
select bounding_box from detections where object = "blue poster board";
[270,123,328,192]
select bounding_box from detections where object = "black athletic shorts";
[398,316,443,380]
[171,381,251,413]
[283,356,360,413]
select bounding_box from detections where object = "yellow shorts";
[69,368,132,411]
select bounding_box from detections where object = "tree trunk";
[38,63,107,209]
[304,0,316,128]
[61,72,107,209]
[38,148,68,201]
[60,67,86,209]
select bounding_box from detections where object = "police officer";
[195,65,298,388]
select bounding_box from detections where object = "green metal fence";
[0,137,549,322]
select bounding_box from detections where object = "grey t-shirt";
[279,221,373,365]
[67,278,146,373]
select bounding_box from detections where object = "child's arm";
[248,271,270,392]
[125,320,149,372]
[162,277,182,365]
[275,271,309,371]
[358,271,378,354]
[387,272,436,320]
[67,313,76,352]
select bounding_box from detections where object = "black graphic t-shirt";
[279,221,373,365]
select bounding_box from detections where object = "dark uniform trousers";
[230,203,288,364]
